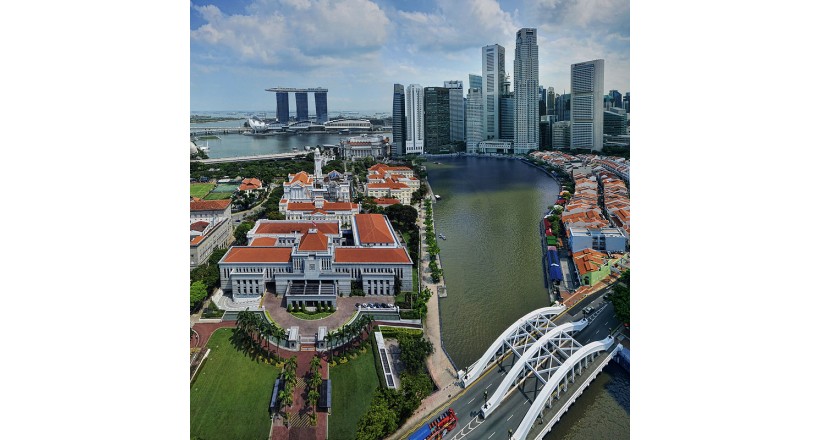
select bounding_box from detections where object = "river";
[426,156,629,439]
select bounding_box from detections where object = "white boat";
[439,233,446,240]
[435,194,441,200]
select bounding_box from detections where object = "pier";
[192,152,308,164]
[190,127,251,136]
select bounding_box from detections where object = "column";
[276,92,290,124]
[315,92,328,124]
[296,92,309,121]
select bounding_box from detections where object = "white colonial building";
[279,148,359,223]
[364,163,419,205]
[218,214,413,307]
[190,199,233,269]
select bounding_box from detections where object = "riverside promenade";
[387,195,461,440]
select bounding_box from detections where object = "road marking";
[507,413,515,421]
[595,330,600,335]
[488,433,495,439]
[468,397,475,404]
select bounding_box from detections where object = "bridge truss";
[459,305,566,388]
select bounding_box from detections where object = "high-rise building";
[424,87,451,151]
[276,92,290,124]
[392,84,406,157]
[295,92,309,121]
[547,87,556,117]
[603,109,628,136]
[556,93,571,122]
[314,92,328,123]
[552,121,571,149]
[624,92,630,113]
[499,74,514,140]
[405,84,424,154]
[469,74,482,92]
[540,115,554,149]
[482,44,505,140]
[570,59,604,151]
[466,87,484,153]
[444,80,464,143]
[609,90,622,109]
[513,28,539,154]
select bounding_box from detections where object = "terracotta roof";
[374,197,400,206]
[287,202,318,211]
[190,236,205,245]
[287,201,358,212]
[190,199,231,211]
[572,249,608,275]
[334,247,411,263]
[249,237,278,246]
[298,230,329,252]
[255,221,339,235]
[355,214,394,244]
[223,247,292,263]
[190,221,209,232]
[288,171,313,185]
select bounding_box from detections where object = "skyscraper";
[469,74,482,92]
[466,87,484,153]
[482,44,505,140]
[276,92,290,124]
[547,87,556,117]
[570,59,604,151]
[405,84,424,154]
[499,74,514,140]
[443,80,464,143]
[608,90,622,109]
[513,28,539,154]
[424,87,450,151]
[392,84,406,157]
[556,93,571,122]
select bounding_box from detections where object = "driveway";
[262,294,362,338]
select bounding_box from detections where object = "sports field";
[191,183,215,199]
[204,192,233,200]
[190,328,280,440]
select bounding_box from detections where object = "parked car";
[355,303,360,308]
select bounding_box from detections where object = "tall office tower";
[609,90,622,109]
[444,80,464,142]
[570,59,604,151]
[314,91,328,123]
[603,109,628,136]
[405,84,424,154]
[295,92,309,121]
[482,44,505,140]
[463,97,467,141]
[552,121,571,149]
[624,92,630,113]
[466,87,484,153]
[540,115,554,149]
[276,92,290,124]
[539,86,546,118]
[513,28,539,154]
[547,87,556,116]
[499,74,514,140]
[392,84,406,157]
[424,87,451,151]
[469,74,483,92]
[556,93,571,122]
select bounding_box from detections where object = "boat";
[439,233,446,240]
[435,194,441,200]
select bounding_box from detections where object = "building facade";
[466,87,484,153]
[552,121,571,149]
[482,44,505,141]
[499,74,514,141]
[476,140,513,154]
[567,227,628,254]
[365,164,419,205]
[556,93,571,122]
[424,86,450,151]
[604,110,628,136]
[570,59,605,151]
[444,80,464,143]
[392,83,406,157]
[514,28,539,154]
[190,198,233,269]
[340,135,389,160]
[405,84,424,154]
[218,215,413,306]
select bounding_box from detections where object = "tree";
[233,220,254,246]
[190,281,208,310]
[398,334,434,374]
[611,283,630,325]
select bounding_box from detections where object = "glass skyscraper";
[513,28,539,153]
[392,84,406,157]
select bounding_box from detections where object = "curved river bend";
[427,156,629,439]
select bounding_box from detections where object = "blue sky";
[190,0,630,112]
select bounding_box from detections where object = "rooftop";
[334,247,411,264]
[254,221,339,236]
[223,247,292,263]
[190,199,231,211]
[354,214,394,244]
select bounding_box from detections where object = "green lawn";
[191,328,280,440]
[328,347,380,440]
[203,192,234,200]
[289,311,335,320]
[191,183,215,198]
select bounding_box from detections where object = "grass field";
[191,328,280,440]
[328,347,380,440]
[191,183,215,199]
[203,192,233,200]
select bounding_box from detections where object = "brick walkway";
[270,351,328,440]
[190,321,235,349]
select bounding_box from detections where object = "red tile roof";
[334,247,411,263]
[288,171,312,185]
[190,221,209,232]
[249,237,278,246]
[572,249,608,275]
[374,197,400,206]
[298,230,329,252]
[223,247,292,263]
[190,236,205,245]
[287,201,358,211]
[190,199,231,211]
[255,221,339,235]
[355,214,394,244]
[239,177,263,191]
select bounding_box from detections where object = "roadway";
[409,298,619,440]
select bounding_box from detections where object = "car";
[367,303,375,308]
[387,303,394,309]
[355,303,360,308]
[380,303,388,308]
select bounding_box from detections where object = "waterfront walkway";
[387,196,460,440]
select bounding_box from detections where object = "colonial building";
[190,199,233,269]
[279,149,359,223]
[340,135,389,160]
[217,214,413,307]
[364,164,419,205]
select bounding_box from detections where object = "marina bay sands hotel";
[266,87,328,124]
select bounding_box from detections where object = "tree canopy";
[190,281,208,310]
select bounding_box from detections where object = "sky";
[190,0,630,113]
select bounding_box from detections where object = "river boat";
[435,194,441,200]
[439,233,446,240]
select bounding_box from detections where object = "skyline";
[191,0,630,112]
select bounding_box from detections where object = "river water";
[426,156,629,439]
